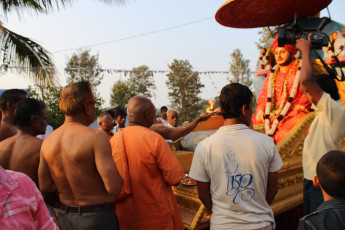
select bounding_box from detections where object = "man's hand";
[256,109,265,123]
[199,112,212,121]
[293,105,309,113]
[295,34,312,53]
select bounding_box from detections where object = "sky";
[0,0,345,109]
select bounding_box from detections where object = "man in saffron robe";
[111,96,184,230]
[254,35,311,143]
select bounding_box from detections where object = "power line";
[52,17,213,54]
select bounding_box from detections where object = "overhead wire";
[52,17,213,54]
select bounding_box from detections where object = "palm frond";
[0,25,57,85]
[1,0,128,15]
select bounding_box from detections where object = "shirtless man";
[39,81,123,230]
[0,89,27,142]
[0,98,47,186]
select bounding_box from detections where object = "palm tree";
[0,0,126,85]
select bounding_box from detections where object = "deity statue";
[253,34,312,144]
[256,47,275,76]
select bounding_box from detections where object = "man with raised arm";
[190,83,283,230]
[111,96,184,230]
[39,81,123,230]
[0,98,47,186]
[296,35,345,214]
[0,89,27,142]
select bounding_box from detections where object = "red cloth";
[111,126,184,230]
[0,167,58,229]
[253,60,312,143]
[272,34,298,55]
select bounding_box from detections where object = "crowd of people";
[0,36,344,230]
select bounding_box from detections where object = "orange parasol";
[215,0,332,28]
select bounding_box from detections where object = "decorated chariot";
[172,0,345,229]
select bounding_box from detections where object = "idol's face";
[274,47,293,66]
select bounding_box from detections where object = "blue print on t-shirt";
[224,151,255,204]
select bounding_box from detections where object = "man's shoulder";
[0,135,17,147]
[6,169,35,187]
[0,124,16,141]
[299,201,345,229]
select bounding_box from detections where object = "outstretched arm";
[296,34,324,105]
[150,113,212,140]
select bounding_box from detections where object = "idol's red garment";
[254,60,312,143]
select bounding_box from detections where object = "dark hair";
[114,107,127,118]
[316,150,345,198]
[0,89,27,110]
[315,74,340,101]
[220,83,253,119]
[59,81,93,116]
[160,106,168,112]
[105,109,115,119]
[14,98,46,130]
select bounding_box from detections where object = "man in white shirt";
[156,106,168,126]
[189,83,283,230]
[296,35,345,214]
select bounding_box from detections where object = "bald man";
[111,96,184,230]
[167,109,179,127]
[97,112,115,139]
[39,81,123,230]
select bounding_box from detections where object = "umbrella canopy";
[215,0,332,28]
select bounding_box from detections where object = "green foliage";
[65,49,104,114]
[110,65,156,107]
[128,65,156,98]
[0,0,127,83]
[228,49,253,88]
[110,80,131,107]
[166,59,204,122]
[28,84,64,129]
[256,26,281,49]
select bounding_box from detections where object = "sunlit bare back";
[39,83,122,206]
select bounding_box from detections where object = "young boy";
[297,150,345,230]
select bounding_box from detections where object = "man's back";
[41,122,119,206]
[0,134,42,185]
[190,124,283,229]
[113,125,184,230]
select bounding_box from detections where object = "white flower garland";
[327,38,345,58]
[264,59,302,136]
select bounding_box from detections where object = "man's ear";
[313,176,320,187]
[7,101,15,111]
[84,102,92,116]
[241,105,246,117]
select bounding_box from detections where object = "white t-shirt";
[157,117,168,126]
[36,125,53,140]
[189,124,283,230]
[303,92,345,180]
